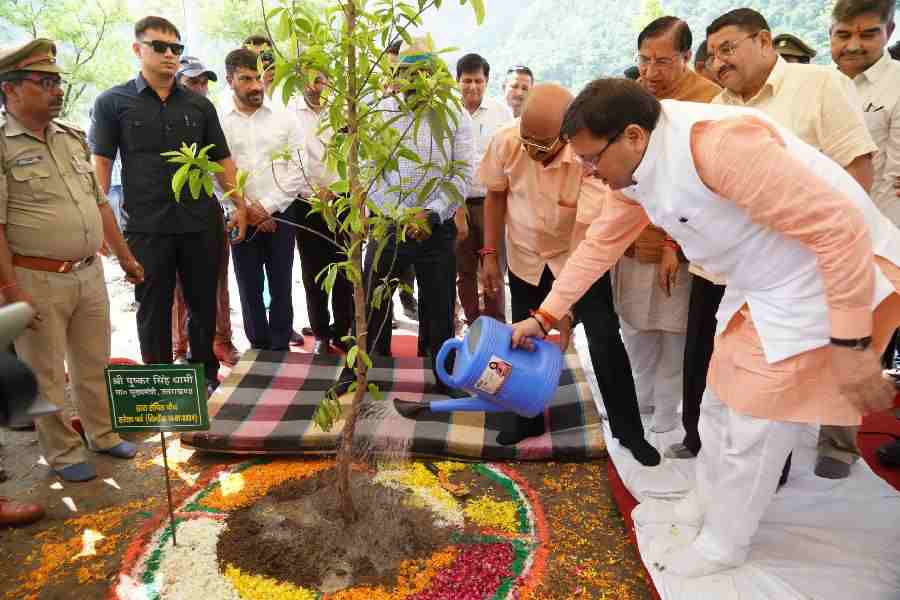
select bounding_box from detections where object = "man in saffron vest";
[511,79,900,576]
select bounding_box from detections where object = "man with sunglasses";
[510,77,900,576]
[90,16,248,397]
[479,83,653,461]
[707,8,878,481]
[620,17,720,436]
[0,38,146,482]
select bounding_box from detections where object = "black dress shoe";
[497,414,546,446]
[620,438,661,466]
[331,337,350,354]
[313,338,332,355]
[877,439,900,467]
[290,330,305,346]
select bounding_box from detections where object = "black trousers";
[126,211,224,383]
[295,202,354,341]
[507,266,645,444]
[364,218,457,367]
[231,203,297,351]
[681,276,726,454]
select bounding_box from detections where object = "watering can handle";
[435,338,463,386]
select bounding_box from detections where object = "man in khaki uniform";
[0,39,145,482]
[773,33,818,64]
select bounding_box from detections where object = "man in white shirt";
[219,48,307,351]
[831,0,900,469]
[832,0,900,226]
[455,53,514,325]
[287,73,353,354]
[503,65,534,118]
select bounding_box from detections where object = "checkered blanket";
[181,347,606,461]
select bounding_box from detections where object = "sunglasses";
[141,40,185,56]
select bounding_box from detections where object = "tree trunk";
[336,0,365,525]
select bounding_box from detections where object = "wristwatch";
[829,336,872,351]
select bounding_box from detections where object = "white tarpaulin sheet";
[573,329,900,600]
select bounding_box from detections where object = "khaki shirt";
[477,119,588,286]
[0,113,106,260]
[715,56,877,168]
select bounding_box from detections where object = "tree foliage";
[0,0,134,121]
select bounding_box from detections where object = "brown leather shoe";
[214,341,241,367]
[0,497,44,527]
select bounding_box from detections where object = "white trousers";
[620,318,685,429]
[692,389,805,565]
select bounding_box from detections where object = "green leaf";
[397,147,422,163]
[358,349,373,370]
[346,345,359,368]
[440,181,465,208]
[188,169,202,200]
[202,175,214,197]
[172,163,191,202]
[197,143,216,160]
[330,180,350,194]
[367,383,384,402]
[468,0,485,24]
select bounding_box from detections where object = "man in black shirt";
[90,16,247,393]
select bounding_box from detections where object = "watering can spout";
[428,397,505,413]
[393,396,504,418]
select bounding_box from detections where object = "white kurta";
[612,254,690,433]
[612,256,691,333]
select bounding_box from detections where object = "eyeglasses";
[520,135,559,153]
[577,129,623,171]
[635,53,682,68]
[141,40,185,56]
[18,76,66,91]
[707,33,759,64]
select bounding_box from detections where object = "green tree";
[177,0,484,523]
[198,0,268,45]
[0,0,133,121]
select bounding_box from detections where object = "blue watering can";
[393,317,563,419]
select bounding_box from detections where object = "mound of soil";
[216,469,455,592]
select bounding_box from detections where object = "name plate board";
[105,364,209,432]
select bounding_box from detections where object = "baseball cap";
[176,56,217,81]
